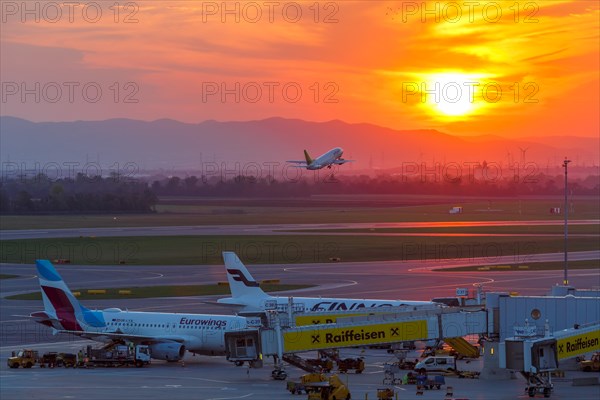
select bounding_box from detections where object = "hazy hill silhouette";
[1,116,598,170]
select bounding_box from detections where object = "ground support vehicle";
[424,375,445,389]
[414,356,456,372]
[523,372,553,398]
[579,353,600,372]
[40,352,77,368]
[389,349,417,370]
[337,358,364,373]
[8,349,80,368]
[394,370,445,390]
[7,349,41,368]
[457,371,480,379]
[386,341,416,353]
[376,388,394,399]
[286,373,327,395]
[80,344,151,368]
[306,375,351,400]
[286,381,307,395]
[307,358,334,373]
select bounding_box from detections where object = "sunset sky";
[1,0,599,138]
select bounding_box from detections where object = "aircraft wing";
[333,159,354,165]
[54,329,187,344]
[217,297,246,306]
[285,160,308,165]
[201,300,228,306]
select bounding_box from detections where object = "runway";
[2,219,598,240]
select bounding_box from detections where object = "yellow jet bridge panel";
[283,320,427,352]
[556,328,600,360]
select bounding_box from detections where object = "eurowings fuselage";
[32,260,259,361]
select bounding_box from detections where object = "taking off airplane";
[30,260,260,361]
[286,147,353,170]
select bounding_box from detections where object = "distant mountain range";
[1,116,598,174]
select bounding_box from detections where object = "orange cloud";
[1,0,598,139]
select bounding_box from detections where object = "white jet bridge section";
[499,321,600,398]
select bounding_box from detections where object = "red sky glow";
[1,1,599,139]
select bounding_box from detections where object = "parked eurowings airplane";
[217,252,438,313]
[30,260,259,361]
[286,147,353,170]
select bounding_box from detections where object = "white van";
[414,356,456,372]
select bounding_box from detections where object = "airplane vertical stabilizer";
[222,252,269,299]
[35,260,88,331]
[303,150,313,165]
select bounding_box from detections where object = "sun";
[423,72,486,118]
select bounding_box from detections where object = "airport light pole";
[563,157,571,285]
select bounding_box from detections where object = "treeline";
[2,172,597,214]
[0,173,157,214]
[150,172,600,197]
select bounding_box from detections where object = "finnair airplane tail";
[221,251,270,301]
[32,260,101,331]
[217,252,273,310]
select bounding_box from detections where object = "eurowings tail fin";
[303,150,313,165]
[34,259,86,331]
[222,252,269,299]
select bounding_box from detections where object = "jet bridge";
[499,321,600,397]
[224,306,488,367]
[499,322,600,371]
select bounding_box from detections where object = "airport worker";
[77,349,84,366]
[416,368,428,386]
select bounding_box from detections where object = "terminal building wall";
[498,296,600,341]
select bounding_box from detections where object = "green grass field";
[6,283,313,301]
[1,197,598,230]
[1,234,598,265]
[2,196,598,270]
